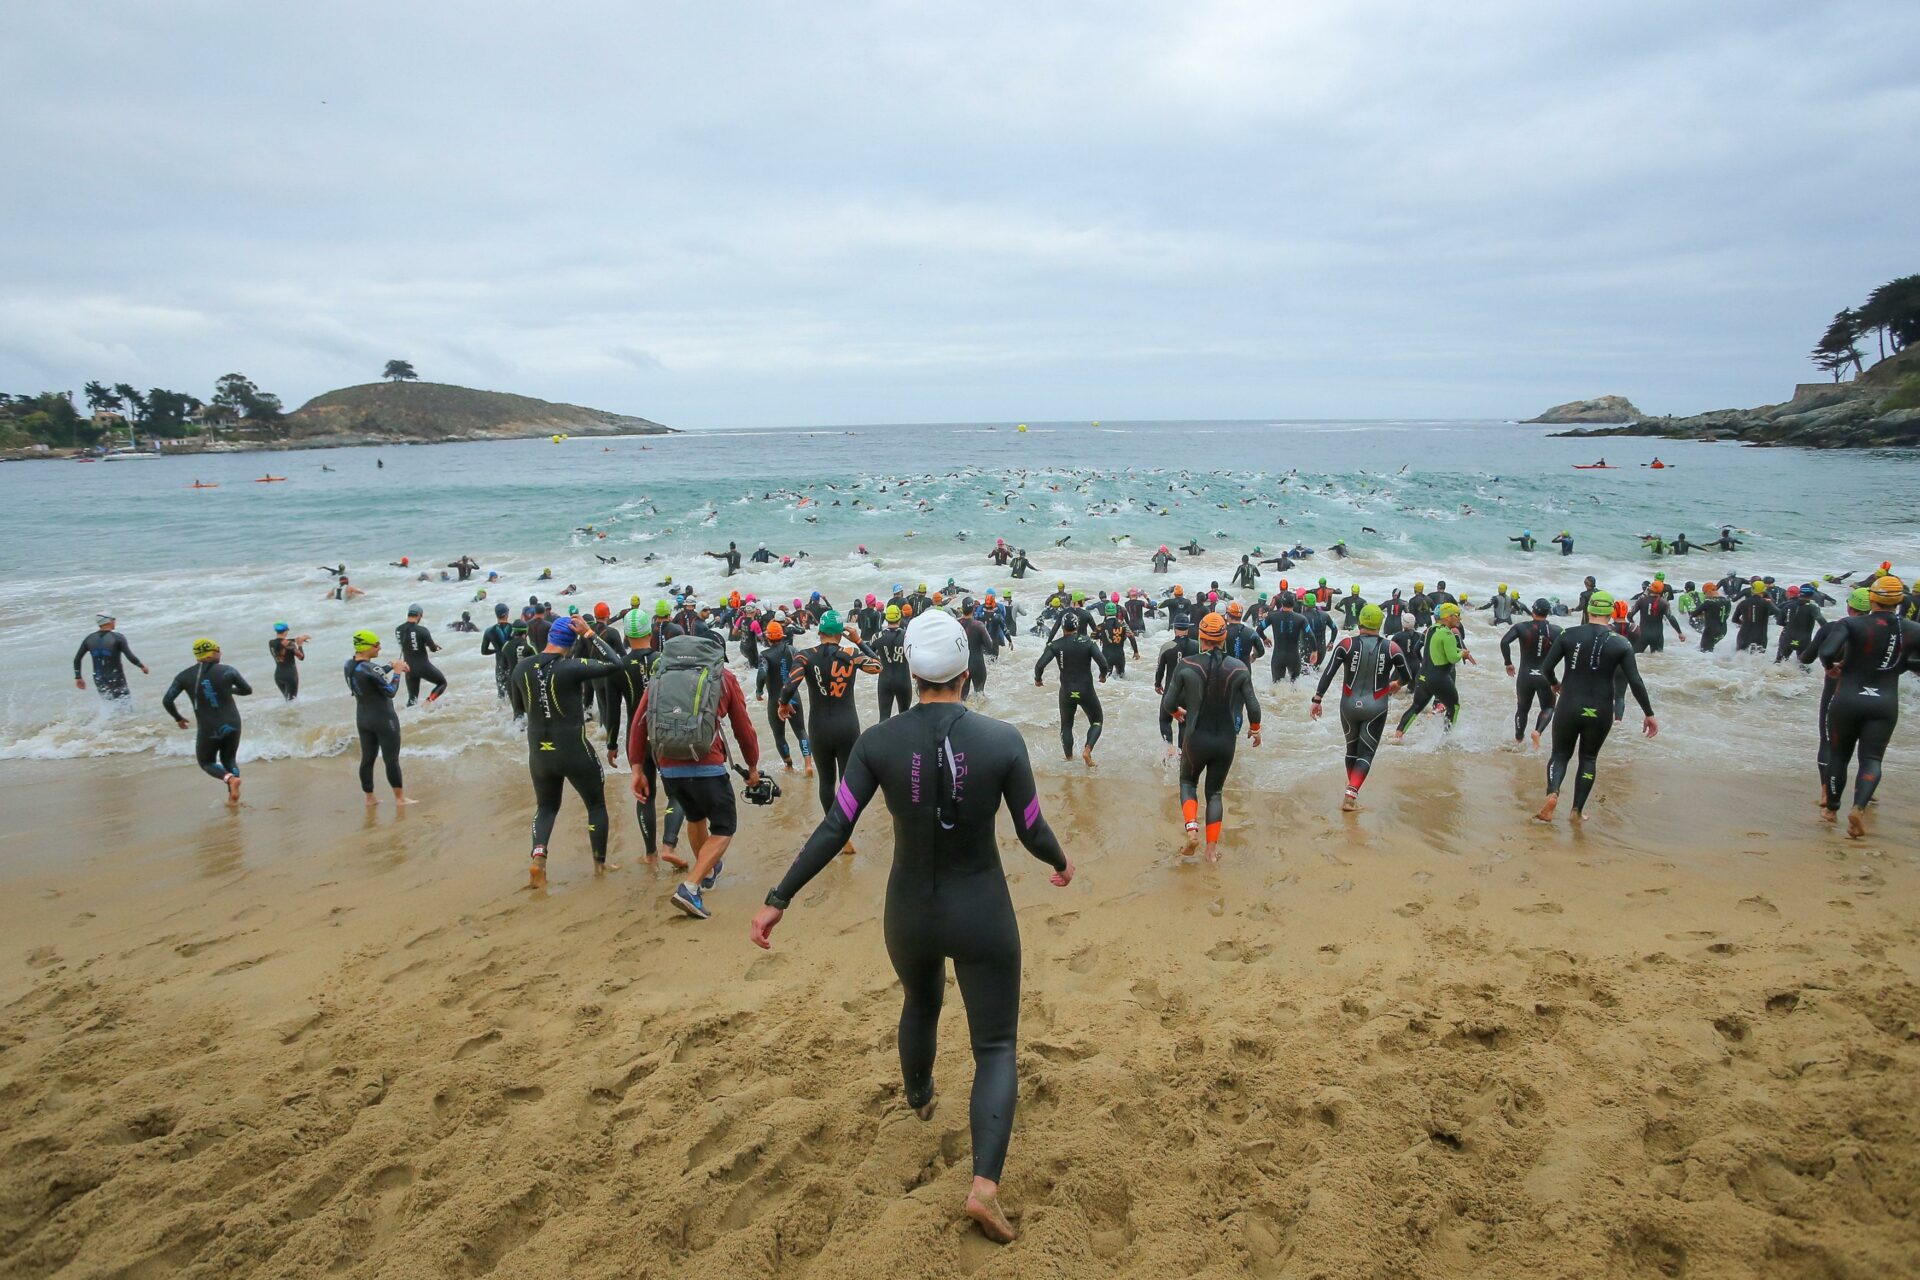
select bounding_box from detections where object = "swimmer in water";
[73,613,149,699]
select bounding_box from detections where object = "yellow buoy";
[1092,420,1100,427]
[1016,423,1028,433]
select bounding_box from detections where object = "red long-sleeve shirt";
[627,667,760,774]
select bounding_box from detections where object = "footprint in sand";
[454,1029,502,1060]
[1067,946,1100,974]
[1514,901,1564,915]
[1737,895,1779,915]
[1206,939,1272,964]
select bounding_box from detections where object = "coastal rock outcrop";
[1523,395,1644,424]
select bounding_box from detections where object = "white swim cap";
[905,611,969,682]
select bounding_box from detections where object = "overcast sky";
[3,2,1914,428]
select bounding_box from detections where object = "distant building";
[90,408,126,429]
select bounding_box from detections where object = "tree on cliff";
[1856,275,1920,360]
[382,360,418,382]
[1810,310,1866,381]
[212,373,284,423]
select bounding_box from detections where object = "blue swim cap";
[548,616,577,648]
[273,622,289,633]
[495,603,510,616]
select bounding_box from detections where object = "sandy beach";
[1,737,1916,1279]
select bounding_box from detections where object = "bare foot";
[1180,823,1200,857]
[365,794,379,809]
[394,794,416,806]
[840,842,858,858]
[1534,794,1558,823]
[1818,807,1836,825]
[782,760,796,773]
[1341,792,1359,813]
[595,860,621,874]
[528,854,548,889]
[1081,746,1096,768]
[640,854,659,867]
[661,849,688,871]
[1570,807,1584,823]
[1847,809,1866,839]
[1529,729,1542,749]
[804,759,815,778]
[1391,730,1405,745]
[226,775,242,805]
[1203,843,1220,865]
[966,1182,1016,1244]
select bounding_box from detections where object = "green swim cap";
[1350,584,1360,595]
[884,604,902,623]
[818,609,844,636]
[654,600,671,618]
[1849,587,1872,612]
[352,629,379,650]
[1359,604,1384,630]
[1105,602,1118,616]
[1073,590,1085,603]
[1585,591,1614,617]
[1319,577,1327,586]
[626,611,645,639]
[1655,572,1666,581]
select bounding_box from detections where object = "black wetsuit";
[1815,612,1920,814]
[605,642,661,853]
[509,640,620,862]
[785,641,878,818]
[268,636,302,700]
[1539,622,1653,814]
[1316,632,1414,795]
[757,641,808,764]
[1629,592,1685,653]
[872,625,912,721]
[1160,649,1260,836]
[960,615,997,694]
[74,629,141,699]
[1500,617,1561,741]
[396,620,447,704]
[1264,609,1308,683]
[163,661,251,781]
[1095,617,1137,678]
[1732,594,1776,653]
[1034,632,1109,756]
[345,657,404,792]
[481,620,517,698]
[1154,634,1197,692]
[1223,620,1265,667]
[1696,596,1732,651]
[1336,594,1367,631]
[767,702,1066,1182]
[1775,598,1824,663]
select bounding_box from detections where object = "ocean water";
[5,420,1916,785]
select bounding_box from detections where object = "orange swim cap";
[764,621,785,642]
[1199,612,1227,640]
[1227,601,1243,618]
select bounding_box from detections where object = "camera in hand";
[734,764,780,806]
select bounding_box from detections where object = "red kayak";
[255,476,287,483]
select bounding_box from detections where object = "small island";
[1532,274,1920,449]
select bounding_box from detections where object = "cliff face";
[1523,396,1644,424]
[281,382,671,445]
[1539,350,1920,449]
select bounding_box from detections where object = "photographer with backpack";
[628,630,761,920]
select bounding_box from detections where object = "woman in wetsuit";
[1815,576,1920,838]
[163,638,251,804]
[752,610,1073,1245]
[268,623,306,699]
[755,622,809,771]
[1313,604,1415,811]
[782,611,881,842]
[345,630,411,807]
[1159,612,1262,860]
[1534,592,1657,823]
[1033,612,1110,764]
[509,615,623,886]
[871,605,912,721]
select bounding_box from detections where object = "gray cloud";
[2,0,1914,427]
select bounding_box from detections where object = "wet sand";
[1,738,1916,1279]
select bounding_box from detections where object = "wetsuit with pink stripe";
[767,701,1065,1182]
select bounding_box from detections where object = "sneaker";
[700,858,725,890]
[670,883,710,919]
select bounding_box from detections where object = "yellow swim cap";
[192,638,219,658]
[1498,583,1508,593]
[1437,603,1461,621]
[352,629,380,650]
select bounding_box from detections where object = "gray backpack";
[646,634,726,762]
